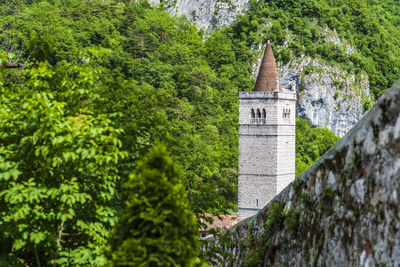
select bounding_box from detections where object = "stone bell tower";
[238,41,297,219]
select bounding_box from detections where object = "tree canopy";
[295,118,340,176]
[0,84,126,265]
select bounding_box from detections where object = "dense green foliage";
[107,144,199,266]
[0,73,126,264]
[368,0,400,27]
[0,0,397,264]
[295,118,340,176]
[1,0,244,214]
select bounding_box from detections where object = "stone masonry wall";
[209,82,400,266]
[276,98,296,192]
[238,174,276,218]
[238,92,296,218]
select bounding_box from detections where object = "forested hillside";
[0,0,398,265]
[0,1,246,264]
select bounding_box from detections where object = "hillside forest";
[0,0,398,265]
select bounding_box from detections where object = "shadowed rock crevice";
[208,81,400,266]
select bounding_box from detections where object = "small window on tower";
[283,109,290,118]
[256,199,259,207]
[256,109,261,124]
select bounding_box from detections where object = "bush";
[334,91,339,99]
[270,20,285,45]
[363,99,372,111]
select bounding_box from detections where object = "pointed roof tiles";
[254,41,282,92]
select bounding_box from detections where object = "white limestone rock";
[281,58,371,137]
[148,0,250,31]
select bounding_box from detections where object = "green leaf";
[30,232,46,244]
[13,239,26,250]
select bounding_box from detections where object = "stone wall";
[209,82,400,266]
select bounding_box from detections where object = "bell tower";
[238,41,297,219]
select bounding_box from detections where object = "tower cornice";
[239,91,296,101]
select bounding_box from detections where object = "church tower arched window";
[262,109,266,124]
[250,109,255,124]
[256,109,261,124]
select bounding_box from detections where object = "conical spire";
[254,41,282,92]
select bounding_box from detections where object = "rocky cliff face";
[148,0,372,137]
[207,82,400,266]
[148,0,249,31]
[279,57,370,137]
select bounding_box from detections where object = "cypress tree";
[107,144,199,266]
